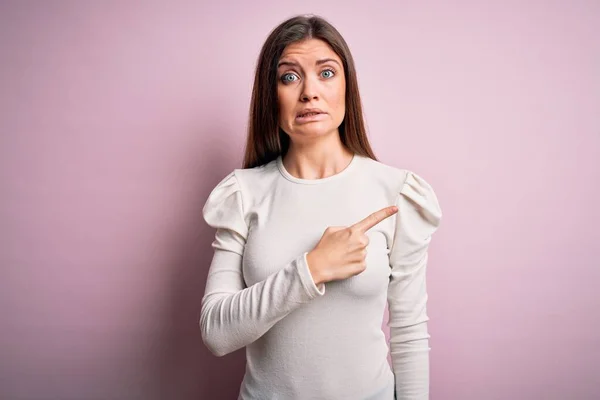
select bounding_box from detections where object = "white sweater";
[201,153,442,400]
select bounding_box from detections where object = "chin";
[294,125,337,137]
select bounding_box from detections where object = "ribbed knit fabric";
[201,153,442,399]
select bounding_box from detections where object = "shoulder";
[203,158,280,216]
[357,155,415,194]
[228,158,282,206]
[358,155,442,222]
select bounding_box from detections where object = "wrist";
[306,250,325,286]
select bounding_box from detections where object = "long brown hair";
[242,14,378,169]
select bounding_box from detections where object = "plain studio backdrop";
[1,1,598,399]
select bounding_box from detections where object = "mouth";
[298,111,323,117]
[296,109,326,118]
[295,111,328,123]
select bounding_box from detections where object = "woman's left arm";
[387,171,443,400]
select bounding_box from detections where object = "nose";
[300,76,319,102]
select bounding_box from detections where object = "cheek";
[277,89,294,117]
[338,82,346,107]
[327,82,345,106]
[330,86,346,115]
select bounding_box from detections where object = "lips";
[297,108,325,117]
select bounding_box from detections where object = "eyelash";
[280,68,336,84]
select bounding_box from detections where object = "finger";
[350,206,398,233]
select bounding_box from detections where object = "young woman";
[201,14,442,400]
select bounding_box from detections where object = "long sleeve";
[200,171,325,357]
[387,171,442,399]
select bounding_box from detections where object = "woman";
[201,14,442,400]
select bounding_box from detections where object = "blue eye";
[281,73,298,83]
[321,69,335,78]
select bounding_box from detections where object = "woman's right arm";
[200,172,324,357]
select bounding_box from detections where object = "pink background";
[1,1,598,399]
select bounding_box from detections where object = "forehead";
[279,39,341,64]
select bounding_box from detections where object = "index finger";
[350,206,398,233]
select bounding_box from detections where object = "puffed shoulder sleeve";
[388,171,442,399]
[200,170,324,357]
[389,170,442,327]
[202,171,248,256]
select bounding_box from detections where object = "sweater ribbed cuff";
[297,252,326,298]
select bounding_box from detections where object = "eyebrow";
[277,58,341,69]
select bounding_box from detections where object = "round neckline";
[276,153,360,185]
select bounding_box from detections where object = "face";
[276,38,346,142]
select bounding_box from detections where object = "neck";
[282,133,354,180]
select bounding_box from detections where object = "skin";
[306,206,398,286]
[276,38,354,180]
[276,38,397,284]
